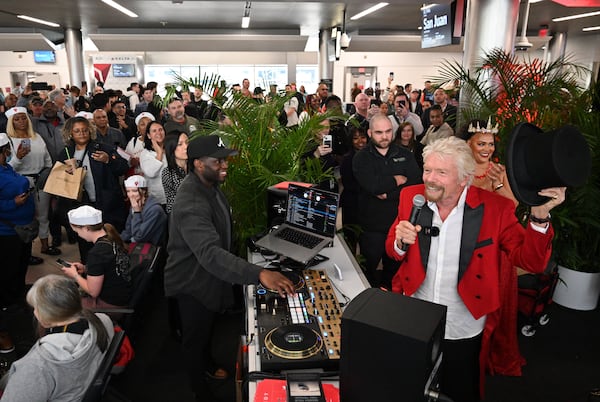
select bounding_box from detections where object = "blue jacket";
[0,164,35,236]
[121,195,167,245]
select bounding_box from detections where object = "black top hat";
[506,122,592,206]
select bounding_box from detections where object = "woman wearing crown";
[462,118,517,206]
[460,118,522,378]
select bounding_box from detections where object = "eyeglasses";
[72,129,90,135]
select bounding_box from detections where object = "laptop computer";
[256,183,339,265]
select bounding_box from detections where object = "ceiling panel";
[0,0,598,52]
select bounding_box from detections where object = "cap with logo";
[187,134,238,160]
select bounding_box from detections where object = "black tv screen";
[112,64,135,78]
[421,3,453,49]
[33,50,56,64]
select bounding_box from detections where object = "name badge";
[392,157,406,163]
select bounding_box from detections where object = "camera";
[323,134,332,148]
[340,33,351,50]
[515,40,533,52]
[31,82,51,91]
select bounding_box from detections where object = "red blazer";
[385,184,553,320]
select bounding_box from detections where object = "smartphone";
[56,258,71,267]
[22,187,35,196]
[21,139,31,151]
[398,100,406,107]
[389,72,394,79]
[93,143,101,152]
[323,134,332,148]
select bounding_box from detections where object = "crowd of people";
[0,76,566,402]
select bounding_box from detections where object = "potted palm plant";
[433,48,600,309]
[162,73,337,256]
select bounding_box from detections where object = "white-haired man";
[386,136,565,402]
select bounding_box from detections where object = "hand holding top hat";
[506,123,592,215]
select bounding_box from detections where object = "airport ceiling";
[0,0,598,52]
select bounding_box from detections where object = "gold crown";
[468,117,499,134]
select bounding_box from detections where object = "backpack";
[277,107,288,126]
[98,239,131,284]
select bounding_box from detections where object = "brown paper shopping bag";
[43,161,86,200]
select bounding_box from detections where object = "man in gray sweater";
[164,135,294,402]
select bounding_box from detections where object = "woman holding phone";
[0,132,35,353]
[58,116,129,263]
[5,106,54,262]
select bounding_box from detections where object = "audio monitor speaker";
[266,185,288,228]
[340,288,446,402]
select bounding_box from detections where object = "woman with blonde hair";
[0,274,114,401]
[6,106,54,261]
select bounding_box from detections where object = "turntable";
[255,269,343,371]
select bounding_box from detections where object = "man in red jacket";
[385,136,565,402]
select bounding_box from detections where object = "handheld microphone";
[401,194,426,251]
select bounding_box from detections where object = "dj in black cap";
[163,134,295,402]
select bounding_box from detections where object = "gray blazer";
[163,171,262,312]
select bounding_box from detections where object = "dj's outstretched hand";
[259,270,295,297]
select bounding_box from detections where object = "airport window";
[144,64,289,95]
[296,65,319,93]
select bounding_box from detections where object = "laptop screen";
[286,184,339,237]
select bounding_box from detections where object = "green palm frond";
[167,69,344,255]
[432,48,600,272]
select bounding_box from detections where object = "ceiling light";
[241,16,250,28]
[101,0,139,18]
[17,15,60,27]
[583,25,600,31]
[350,3,389,20]
[552,10,600,22]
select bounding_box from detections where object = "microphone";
[401,194,426,251]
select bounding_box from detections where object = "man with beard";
[32,100,65,163]
[32,101,71,248]
[164,98,200,135]
[352,113,422,289]
[386,136,565,402]
[164,135,295,402]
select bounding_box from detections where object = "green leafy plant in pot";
[163,73,339,256]
[432,48,599,275]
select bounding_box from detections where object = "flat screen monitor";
[33,50,56,64]
[421,3,453,49]
[112,64,136,78]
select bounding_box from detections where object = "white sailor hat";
[5,107,28,118]
[0,133,9,147]
[135,112,155,126]
[124,175,147,188]
[75,111,94,120]
[67,205,103,226]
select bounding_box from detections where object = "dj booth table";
[244,233,370,401]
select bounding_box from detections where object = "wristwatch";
[530,213,551,224]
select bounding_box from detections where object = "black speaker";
[267,185,288,228]
[340,288,446,402]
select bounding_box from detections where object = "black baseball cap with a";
[187,135,238,160]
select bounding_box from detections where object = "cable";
[328,276,350,305]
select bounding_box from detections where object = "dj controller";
[254,269,343,372]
